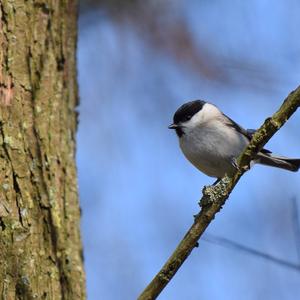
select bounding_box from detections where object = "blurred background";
[76,1,300,299]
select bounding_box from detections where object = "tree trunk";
[0,0,85,299]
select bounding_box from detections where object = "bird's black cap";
[173,100,206,124]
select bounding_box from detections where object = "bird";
[168,100,300,183]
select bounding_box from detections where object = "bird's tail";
[256,152,300,172]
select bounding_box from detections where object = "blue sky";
[77,1,300,299]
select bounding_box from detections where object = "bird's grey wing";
[222,114,272,154]
[244,129,256,138]
[222,113,253,140]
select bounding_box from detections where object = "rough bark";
[0,0,85,299]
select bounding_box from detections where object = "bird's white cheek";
[190,112,204,126]
[193,103,222,125]
[182,116,204,132]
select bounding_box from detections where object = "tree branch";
[138,86,300,300]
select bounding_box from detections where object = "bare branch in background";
[138,86,300,300]
[80,0,280,91]
[188,199,300,274]
[291,197,300,263]
[200,198,300,273]
[203,234,300,272]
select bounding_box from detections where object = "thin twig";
[291,197,300,263]
[138,86,300,300]
[202,234,300,272]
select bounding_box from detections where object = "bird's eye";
[185,115,192,121]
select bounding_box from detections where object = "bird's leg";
[231,157,240,171]
[232,156,252,172]
[212,178,221,185]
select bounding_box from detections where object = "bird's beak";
[168,123,179,129]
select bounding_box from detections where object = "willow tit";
[169,100,300,181]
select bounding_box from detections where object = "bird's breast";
[179,123,248,177]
